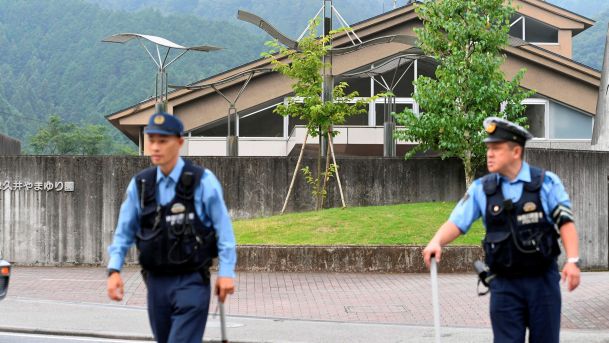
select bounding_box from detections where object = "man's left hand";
[562,262,581,292]
[215,277,235,303]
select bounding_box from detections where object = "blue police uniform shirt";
[107,157,237,277]
[449,161,572,234]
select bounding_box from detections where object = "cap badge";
[154,115,165,125]
[523,202,537,212]
[485,122,497,134]
[171,202,186,214]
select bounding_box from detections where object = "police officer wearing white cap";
[423,117,581,342]
[106,112,237,343]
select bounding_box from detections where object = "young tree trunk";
[329,132,346,208]
[281,134,308,214]
[320,141,331,209]
[463,149,475,189]
[315,132,323,211]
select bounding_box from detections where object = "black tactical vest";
[482,166,560,277]
[135,160,218,274]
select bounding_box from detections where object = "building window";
[549,101,592,139]
[510,14,558,44]
[190,118,227,137]
[239,103,284,137]
[374,63,415,97]
[288,115,307,136]
[375,103,413,126]
[189,102,284,138]
[506,98,591,140]
[285,55,436,131]
[343,105,370,125]
[416,58,438,79]
[510,16,524,40]
[522,100,548,139]
[341,76,372,97]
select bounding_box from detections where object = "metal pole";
[154,68,167,113]
[430,256,441,343]
[383,96,396,157]
[227,105,239,157]
[219,301,228,343]
[321,0,333,158]
[155,101,166,113]
[138,127,143,156]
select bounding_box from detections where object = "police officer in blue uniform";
[423,117,581,343]
[106,112,237,343]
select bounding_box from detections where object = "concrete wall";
[0,155,464,265]
[527,150,609,270]
[0,150,607,270]
[0,135,20,155]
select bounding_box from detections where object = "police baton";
[430,255,441,343]
[219,299,228,343]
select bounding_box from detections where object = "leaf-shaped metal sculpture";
[102,33,221,52]
[237,10,299,50]
[330,34,418,55]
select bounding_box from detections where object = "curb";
[235,245,485,273]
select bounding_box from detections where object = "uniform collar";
[156,157,184,184]
[498,161,530,184]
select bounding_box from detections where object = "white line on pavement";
[0,331,150,342]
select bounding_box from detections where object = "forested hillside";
[0,0,267,151]
[547,0,606,19]
[85,0,389,37]
[571,7,609,70]
[547,0,608,70]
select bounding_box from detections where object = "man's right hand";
[423,241,442,269]
[422,221,463,269]
[107,272,124,301]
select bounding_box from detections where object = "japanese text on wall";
[1,181,75,192]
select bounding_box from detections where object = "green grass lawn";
[233,202,484,245]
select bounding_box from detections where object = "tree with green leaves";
[29,115,137,155]
[263,20,369,211]
[395,0,533,187]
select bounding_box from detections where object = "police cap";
[483,117,533,146]
[144,112,184,137]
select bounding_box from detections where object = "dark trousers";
[145,271,211,343]
[490,263,561,343]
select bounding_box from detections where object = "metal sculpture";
[102,33,221,113]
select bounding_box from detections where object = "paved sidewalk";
[1,267,609,342]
